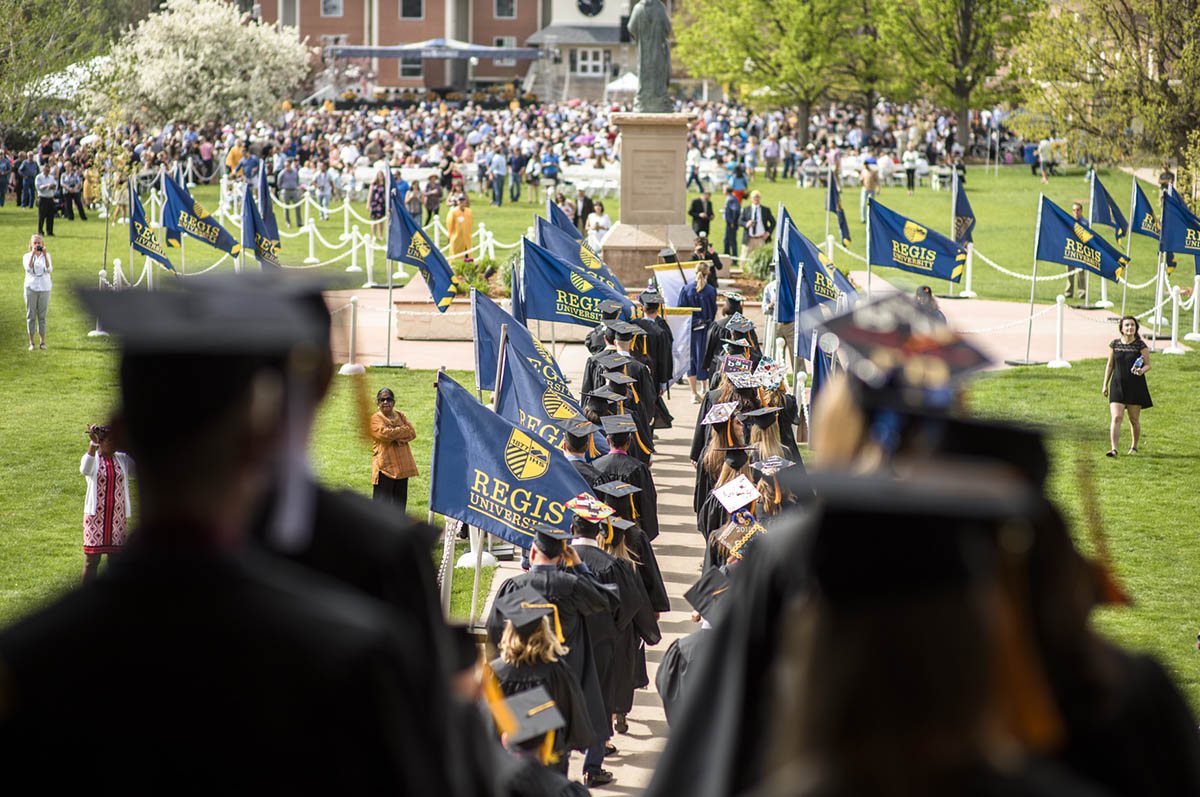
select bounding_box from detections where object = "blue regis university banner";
[534,216,625,293]
[868,199,966,282]
[162,173,242,257]
[430,374,590,549]
[471,288,572,394]
[827,178,852,246]
[241,184,280,268]
[388,196,463,311]
[129,184,174,272]
[517,238,637,327]
[1036,196,1128,282]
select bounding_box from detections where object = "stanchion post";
[347,226,363,273]
[88,268,111,337]
[826,233,834,262]
[341,197,351,240]
[1097,273,1113,308]
[958,243,977,298]
[338,297,367,375]
[1047,295,1070,368]
[1164,286,1186,354]
[1185,274,1200,343]
[304,219,319,264]
[365,234,375,281]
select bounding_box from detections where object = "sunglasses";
[378,396,395,402]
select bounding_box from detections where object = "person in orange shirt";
[370,387,418,512]
[446,194,474,263]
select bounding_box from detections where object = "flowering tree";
[82,0,313,124]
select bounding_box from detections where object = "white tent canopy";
[606,72,639,93]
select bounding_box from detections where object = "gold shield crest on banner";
[542,388,578,420]
[505,429,550,480]
[903,220,927,243]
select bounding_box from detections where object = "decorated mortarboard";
[755,360,787,390]
[815,294,992,398]
[726,314,755,335]
[565,493,614,522]
[638,288,663,306]
[597,298,624,316]
[607,320,641,338]
[700,401,739,426]
[583,386,623,402]
[504,686,566,747]
[599,414,638,436]
[594,351,632,370]
[593,480,642,498]
[493,586,560,640]
[721,355,753,375]
[727,372,761,390]
[711,472,761,512]
[738,405,782,429]
[715,507,768,563]
[602,370,636,386]
[532,524,574,558]
[683,567,730,620]
[552,416,601,437]
[721,336,754,348]
[721,291,745,303]
[750,455,794,477]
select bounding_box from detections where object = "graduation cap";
[503,686,567,749]
[727,372,761,390]
[738,405,782,430]
[756,360,787,391]
[684,567,730,621]
[594,351,632,371]
[638,288,664,307]
[701,401,739,426]
[602,371,636,386]
[721,336,754,348]
[599,414,638,436]
[726,314,755,335]
[493,587,561,641]
[607,320,641,339]
[597,298,624,317]
[606,515,635,547]
[712,472,761,511]
[594,480,643,525]
[658,247,679,263]
[552,416,601,438]
[583,386,623,403]
[565,493,614,522]
[722,356,753,375]
[721,291,745,304]
[751,455,794,478]
[715,508,768,563]
[532,524,574,559]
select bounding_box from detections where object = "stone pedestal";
[602,112,697,289]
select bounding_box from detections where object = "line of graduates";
[650,293,1200,797]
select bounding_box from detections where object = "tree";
[0,0,108,147]
[1010,0,1200,171]
[829,0,899,135]
[81,0,313,125]
[673,0,855,147]
[878,0,1039,148]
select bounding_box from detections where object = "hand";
[562,544,581,567]
[1102,386,1108,397]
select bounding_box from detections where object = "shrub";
[742,244,774,281]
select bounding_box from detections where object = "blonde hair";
[703,421,744,478]
[603,537,640,567]
[714,462,751,490]
[810,373,880,471]
[498,617,568,667]
[750,423,785,460]
[695,262,711,291]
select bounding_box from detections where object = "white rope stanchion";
[363,235,382,288]
[1047,295,1070,369]
[960,243,977,298]
[341,198,352,240]
[338,296,367,375]
[304,220,319,264]
[958,304,1056,334]
[1163,286,1186,354]
[1185,275,1200,343]
[346,226,363,273]
[973,249,1082,282]
[88,266,114,337]
[834,241,867,263]
[826,233,835,262]
[1097,274,1114,309]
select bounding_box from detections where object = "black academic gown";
[487,566,615,760]
[698,491,733,571]
[0,535,457,794]
[625,525,670,613]
[568,457,602,488]
[702,316,761,376]
[634,315,676,430]
[500,756,591,797]
[491,658,595,758]
[582,349,657,432]
[576,545,633,714]
[592,450,659,540]
[655,629,711,726]
[584,325,608,355]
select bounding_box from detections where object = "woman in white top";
[22,233,52,350]
[80,423,135,583]
[585,201,612,252]
[902,146,919,195]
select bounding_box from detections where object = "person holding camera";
[80,423,134,583]
[23,234,52,351]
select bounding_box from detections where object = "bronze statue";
[627,0,672,113]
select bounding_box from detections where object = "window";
[320,0,343,16]
[400,56,423,78]
[279,0,297,27]
[570,48,605,76]
[493,36,516,67]
[495,0,515,18]
[400,0,423,19]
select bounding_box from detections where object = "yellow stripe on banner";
[644,260,708,271]
[662,307,695,316]
[951,265,964,280]
[1115,266,1125,281]
[438,296,454,308]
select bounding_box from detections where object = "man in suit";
[722,184,741,259]
[739,190,776,255]
[573,188,595,235]
[689,190,714,237]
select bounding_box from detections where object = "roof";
[526,25,623,45]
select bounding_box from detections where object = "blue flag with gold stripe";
[472,288,572,394]
[388,195,463,311]
[1131,182,1161,239]
[1036,196,1128,282]
[827,179,852,246]
[1089,174,1127,243]
[534,216,626,293]
[517,238,637,328]
[161,164,187,249]
[162,173,241,257]
[952,174,975,245]
[868,199,966,282]
[495,337,608,457]
[1160,188,1200,260]
[241,183,280,269]
[430,373,590,549]
[257,167,280,246]
[129,183,174,272]
[774,206,800,323]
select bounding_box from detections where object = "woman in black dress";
[1102,315,1152,456]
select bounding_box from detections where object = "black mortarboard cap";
[446,623,480,672]
[594,480,641,498]
[598,299,624,316]
[721,336,754,348]
[492,586,557,639]
[716,445,754,470]
[583,387,623,402]
[603,371,636,386]
[726,314,755,335]
[658,247,679,263]
[638,288,663,306]
[607,320,640,339]
[553,416,601,437]
[600,414,638,436]
[738,405,782,430]
[750,455,794,478]
[594,351,632,370]
[722,291,744,303]
[532,525,573,558]
[727,372,761,390]
[684,567,730,621]
[504,686,567,747]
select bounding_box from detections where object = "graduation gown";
[637,315,676,430]
[698,491,733,571]
[0,535,458,794]
[626,525,670,613]
[592,451,659,540]
[581,349,657,434]
[491,658,595,758]
[702,316,761,376]
[655,629,711,726]
[584,325,607,355]
[501,757,591,797]
[568,457,602,488]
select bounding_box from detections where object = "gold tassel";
[631,386,640,404]
[725,423,733,448]
[539,728,558,766]
[588,435,598,458]
[521,601,564,643]
[773,476,781,505]
[606,518,614,544]
[1075,450,1132,606]
[482,663,517,736]
[635,431,651,455]
[629,495,639,520]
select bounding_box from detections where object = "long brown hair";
[703,421,744,478]
[750,423,785,460]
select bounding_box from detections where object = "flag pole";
[948,171,957,297]
[823,166,831,247]
[1151,251,1165,352]
[865,197,872,301]
[1007,194,1045,365]
[1121,176,1136,316]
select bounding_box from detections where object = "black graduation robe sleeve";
[627,527,670,613]
[655,630,708,726]
[690,392,715,463]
